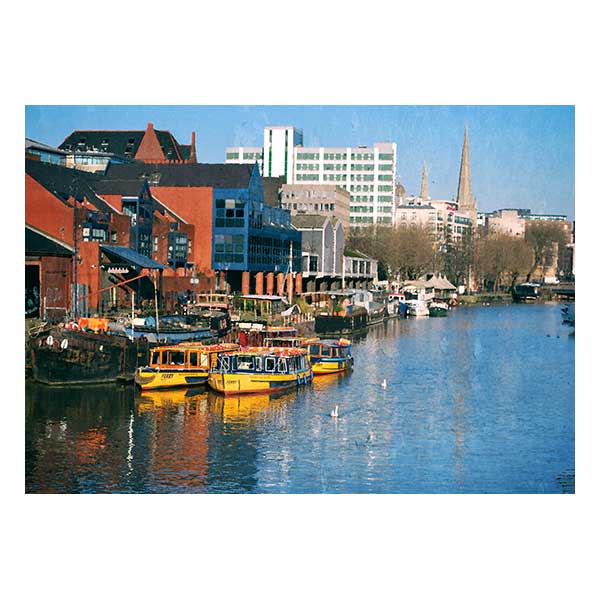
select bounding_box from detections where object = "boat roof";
[227,346,307,357]
[151,343,239,352]
[303,338,351,347]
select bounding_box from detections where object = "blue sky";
[25,105,575,220]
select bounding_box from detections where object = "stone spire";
[420,161,429,201]
[456,126,477,220]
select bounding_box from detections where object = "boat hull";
[315,311,368,335]
[428,307,448,317]
[208,368,313,395]
[31,328,149,385]
[311,357,354,376]
[134,367,209,390]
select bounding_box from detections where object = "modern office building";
[225,147,263,169]
[225,126,396,227]
[293,142,396,226]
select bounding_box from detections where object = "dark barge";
[30,326,150,385]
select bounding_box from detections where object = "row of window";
[283,202,336,212]
[296,152,393,161]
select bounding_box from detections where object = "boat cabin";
[215,348,308,375]
[304,339,352,360]
[149,343,239,370]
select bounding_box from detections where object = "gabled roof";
[103,162,255,189]
[59,127,188,162]
[94,179,146,197]
[26,224,74,256]
[25,158,118,215]
[418,273,457,290]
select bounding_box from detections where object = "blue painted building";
[213,163,301,277]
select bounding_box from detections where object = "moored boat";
[512,282,541,303]
[208,347,312,395]
[134,343,240,390]
[302,338,354,376]
[30,324,150,385]
[428,301,449,317]
[405,299,429,317]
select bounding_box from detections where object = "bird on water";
[330,405,339,418]
[381,378,387,390]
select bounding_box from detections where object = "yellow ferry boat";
[208,346,312,395]
[134,343,240,390]
[302,338,354,376]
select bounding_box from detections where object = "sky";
[25,105,575,220]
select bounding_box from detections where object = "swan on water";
[330,405,339,418]
[381,378,387,390]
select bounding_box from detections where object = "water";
[25,304,575,493]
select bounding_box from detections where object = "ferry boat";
[302,338,354,376]
[134,343,240,390]
[208,347,312,395]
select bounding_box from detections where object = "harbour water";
[25,303,574,493]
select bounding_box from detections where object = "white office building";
[225,126,396,226]
[294,142,396,226]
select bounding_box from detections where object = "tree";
[347,224,437,282]
[476,233,534,291]
[525,221,568,279]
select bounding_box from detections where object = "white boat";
[405,299,429,317]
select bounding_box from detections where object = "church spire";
[420,161,429,201]
[456,126,477,221]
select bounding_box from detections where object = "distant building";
[393,160,473,244]
[292,214,344,290]
[225,147,262,169]
[481,208,571,239]
[281,184,351,229]
[225,125,396,227]
[294,142,396,226]
[59,122,197,172]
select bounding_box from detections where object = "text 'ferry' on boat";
[134,343,240,390]
[208,347,313,395]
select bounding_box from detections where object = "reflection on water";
[25,304,574,493]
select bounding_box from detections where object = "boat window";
[278,358,288,373]
[200,353,209,367]
[238,355,254,371]
[265,357,276,372]
[339,347,348,357]
[321,346,331,357]
[255,356,263,372]
[309,344,321,356]
[218,355,230,373]
[151,351,160,366]
[189,352,199,367]
[331,348,339,358]
[167,351,185,365]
